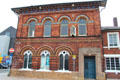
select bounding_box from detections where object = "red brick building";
[102,18,120,80]
[10,1,107,80]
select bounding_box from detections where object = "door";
[84,56,96,79]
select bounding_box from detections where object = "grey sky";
[0,0,119,32]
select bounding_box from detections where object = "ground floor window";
[23,50,32,69]
[105,57,120,72]
[59,50,69,71]
[40,50,50,70]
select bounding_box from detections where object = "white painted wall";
[0,35,10,56]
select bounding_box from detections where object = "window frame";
[107,32,120,48]
[40,50,50,70]
[78,19,87,36]
[43,20,52,37]
[60,19,69,37]
[28,21,36,37]
[23,50,32,69]
[104,54,120,73]
[59,50,70,71]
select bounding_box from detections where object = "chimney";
[113,17,118,27]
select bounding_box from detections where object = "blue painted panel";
[84,56,96,79]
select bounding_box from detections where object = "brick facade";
[102,29,120,79]
[11,1,107,80]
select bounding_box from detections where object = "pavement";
[0,69,48,80]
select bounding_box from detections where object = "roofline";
[11,0,107,14]
[101,27,120,31]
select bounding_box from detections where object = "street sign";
[9,48,14,53]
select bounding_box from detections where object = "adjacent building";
[0,26,16,55]
[102,17,120,79]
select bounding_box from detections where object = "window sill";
[105,70,120,73]
[55,70,71,73]
[103,46,120,49]
[36,69,51,72]
[19,68,33,71]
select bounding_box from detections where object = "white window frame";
[21,50,32,70]
[107,32,120,49]
[39,50,50,71]
[60,20,68,37]
[104,54,120,73]
[58,50,70,71]
[28,21,35,37]
[78,19,87,36]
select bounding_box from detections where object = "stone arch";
[26,17,38,24]
[58,16,72,23]
[41,16,54,24]
[36,46,54,56]
[20,45,35,56]
[55,46,73,56]
[75,15,89,22]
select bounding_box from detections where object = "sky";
[0,0,120,32]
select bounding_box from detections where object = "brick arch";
[55,46,73,56]
[75,15,89,22]
[41,16,54,25]
[26,17,38,24]
[58,15,72,23]
[36,46,54,56]
[20,45,36,56]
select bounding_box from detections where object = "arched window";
[44,20,51,37]
[59,50,69,71]
[60,19,68,36]
[40,50,50,70]
[23,50,32,69]
[28,21,35,37]
[78,19,87,36]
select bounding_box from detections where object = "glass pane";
[41,54,46,69]
[79,25,86,35]
[44,20,51,37]
[28,54,32,68]
[59,54,63,70]
[65,54,69,70]
[29,21,35,37]
[24,54,28,68]
[111,58,115,70]
[60,19,68,36]
[106,58,110,70]
[78,19,86,24]
[78,19,86,35]
[115,58,120,70]
[109,34,118,47]
[46,54,50,70]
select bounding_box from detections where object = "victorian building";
[102,17,120,80]
[10,1,107,80]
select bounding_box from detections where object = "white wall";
[0,35,10,56]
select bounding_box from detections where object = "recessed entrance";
[84,56,96,79]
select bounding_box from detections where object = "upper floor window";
[107,32,119,48]
[44,20,51,37]
[78,19,87,36]
[23,50,32,69]
[28,21,35,37]
[60,19,68,36]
